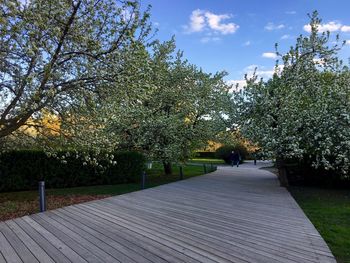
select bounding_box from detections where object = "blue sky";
[140,0,350,85]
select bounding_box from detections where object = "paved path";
[0,162,336,263]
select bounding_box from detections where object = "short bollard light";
[179,166,184,180]
[203,164,207,173]
[146,161,153,169]
[141,171,147,190]
[39,181,46,212]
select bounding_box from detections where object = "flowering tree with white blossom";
[0,0,151,153]
[233,11,350,177]
[104,39,231,174]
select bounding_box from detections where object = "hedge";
[195,151,216,158]
[277,157,350,187]
[0,150,145,192]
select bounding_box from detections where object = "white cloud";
[205,12,239,34]
[303,21,350,33]
[244,64,284,79]
[184,9,239,35]
[341,25,350,32]
[200,36,221,43]
[286,11,296,15]
[281,34,292,40]
[187,9,206,33]
[265,22,285,31]
[262,52,277,59]
[243,40,251,46]
[302,25,311,32]
[244,64,259,71]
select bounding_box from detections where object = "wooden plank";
[34,213,119,263]
[111,194,315,240]
[21,216,87,263]
[135,189,313,226]
[14,218,71,263]
[30,214,104,263]
[34,212,153,263]
[0,162,336,263]
[88,201,317,263]
[57,207,204,262]
[90,201,289,263]
[51,208,196,263]
[141,186,311,224]
[93,199,323,263]
[0,230,22,263]
[5,221,54,263]
[101,196,322,254]
[0,250,6,262]
[0,223,38,263]
[75,203,268,263]
[44,210,127,263]
[135,182,326,231]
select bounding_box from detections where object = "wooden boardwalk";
[0,162,336,263]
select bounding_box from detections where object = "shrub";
[0,150,145,192]
[215,144,249,164]
[195,151,216,158]
[104,151,146,184]
[277,157,350,187]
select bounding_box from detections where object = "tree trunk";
[276,157,289,187]
[163,161,172,175]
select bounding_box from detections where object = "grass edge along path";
[0,163,215,221]
[289,186,350,263]
[260,166,350,263]
[188,157,225,164]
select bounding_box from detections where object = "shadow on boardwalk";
[0,162,336,262]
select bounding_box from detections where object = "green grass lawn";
[188,157,225,164]
[289,186,350,263]
[0,162,214,221]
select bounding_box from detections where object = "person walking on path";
[229,151,240,167]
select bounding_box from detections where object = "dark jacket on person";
[229,152,239,162]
